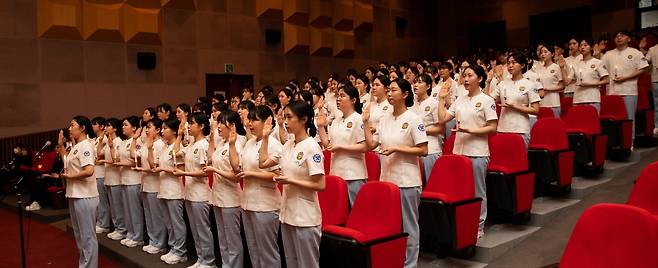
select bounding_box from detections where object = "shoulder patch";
[382,106,389,111]
[84,151,90,157]
[418,123,425,131]
[402,122,409,129]
[296,152,303,160]
[550,69,555,74]
[475,102,482,108]
[491,104,496,111]
[346,122,353,128]
[312,153,322,163]
[627,54,632,59]
[424,106,431,112]
[519,86,525,91]
[590,64,596,69]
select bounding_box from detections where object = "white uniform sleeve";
[447,100,457,117]
[597,60,609,78]
[489,82,500,102]
[637,50,649,70]
[429,101,439,126]
[353,116,366,143]
[306,144,325,176]
[268,137,283,164]
[528,82,541,103]
[79,143,95,167]
[484,97,498,121]
[198,143,208,166]
[411,116,429,146]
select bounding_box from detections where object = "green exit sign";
[225,63,233,73]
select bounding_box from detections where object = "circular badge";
[312,154,322,163]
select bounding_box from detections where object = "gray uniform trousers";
[213,206,244,268]
[242,210,280,268]
[69,197,99,268]
[281,223,321,268]
[160,198,187,257]
[107,185,127,235]
[122,185,144,241]
[400,187,421,268]
[185,200,216,266]
[95,178,111,229]
[142,192,167,248]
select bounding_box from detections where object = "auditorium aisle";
[417,146,658,268]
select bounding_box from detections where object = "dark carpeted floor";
[0,206,122,268]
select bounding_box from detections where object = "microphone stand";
[12,173,28,268]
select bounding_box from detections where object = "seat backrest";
[442,134,455,155]
[346,181,402,239]
[560,203,658,268]
[627,162,658,215]
[529,118,570,151]
[318,175,349,226]
[560,97,573,118]
[365,151,380,182]
[563,105,601,135]
[489,133,528,172]
[323,150,332,175]
[538,107,555,119]
[600,95,628,120]
[425,155,474,200]
[32,151,58,172]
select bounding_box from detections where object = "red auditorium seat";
[419,155,481,257]
[320,182,407,268]
[31,151,58,173]
[442,134,456,155]
[528,118,575,195]
[486,134,535,218]
[559,203,658,268]
[627,161,658,215]
[635,74,656,147]
[563,105,608,176]
[318,175,349,228]
[560,97,573,118]
[365,151,381,182]
[600,95,633,158]
[323,150,332,175]
[537,107,555,119]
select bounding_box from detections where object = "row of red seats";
[559,162,658,268]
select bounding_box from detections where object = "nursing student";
[363,78,428,268]
[317,84,368,205]
[437,65,498,239]
[259,100,325,268]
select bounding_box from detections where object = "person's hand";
[201,166,217,173]
[177,120,186,136]
[276,109,284,124]
[146,135,154,150]
[438,87,450,100]
[58,130,65,146]
[152,167,163,173]
[262,117,274,137]
[613,76,626,83]
[172,169,185,176]
[273,175,291,184]
[556,56,566,69]
[362,105,371,123]
[593,44,602,58]
[236,171,253,180]
[228,125,237,145]
[326,144,342,152]
[381,146,397,156]
[494,65,504,81]
[133,127,142,140]
[316,109,328,128]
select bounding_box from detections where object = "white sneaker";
[25,201,41,211]
[164,254,188,265]
[186,263,200,268]
[95,226,110,234]
[120,238,130,245]
[125,239,144,248]
[146,246,166,255]
[160,252,173,262]
[107,231,125,241]
[142,245,155,252]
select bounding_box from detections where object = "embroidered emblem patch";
[383,106,389,111]
[491,104,496,111]
[627,55,632,59]
[418,124,425,131]
[222,149,227,155]
[84,151,90,157]
[402,122,409,129]
[550,69,555,74]
[193,148,198,154]
[346,122,353,128]
[591,64,596,69]
[296,152,303,160]
[519,86,526,91]
[313,154,322,163]
[424,106,430,112]
[73,149,78,155]
[475,102,482,108]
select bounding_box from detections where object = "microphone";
[35,141,52,157]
